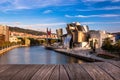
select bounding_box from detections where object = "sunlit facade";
[0,25,9,41]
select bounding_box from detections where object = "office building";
[56,28,63,40]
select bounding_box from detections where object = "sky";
[0,0,120,33]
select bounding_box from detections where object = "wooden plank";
[63,64,76,80]
[64,64,93,80]
[74,64,93,80]
[41,65,56,80]
[0,65,26,80]
[96,62,120,80]
[0,62,118,80]
[81,63,114,80]
[108,61,120,68]
[59,65,69,80]
[49,65,59,80]
[11,65,42,80]
[0,65,11,73]
[31,65,56,80]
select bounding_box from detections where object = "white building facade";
[89,30,116,48]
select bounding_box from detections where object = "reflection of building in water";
[68,57,77,63]
[68,57,84,64]
[77,59,84,64]
[24,47,30,64]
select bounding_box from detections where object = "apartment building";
[0,25,9,42]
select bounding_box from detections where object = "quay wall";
[45,46,113,62]
[54,49,101,62]
[0,45,27,56]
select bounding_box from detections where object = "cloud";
[77,6,120,11]
[112,0,120,2]
[80,21,120,32]
[0,0,8,4]
[43,10,52,14]
[81,22,120,24]
[1,22,66,27]
[82,0,120,3]
[65,14,120,18]
[65,15,73,18]
[1,0,119,12]
[33,23,66,32]
[82,0,107,3]
[81,0,120,6]
[0,22,22,25]
[0,0,79,12]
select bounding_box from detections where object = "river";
[0,46,84,64]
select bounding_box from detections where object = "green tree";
[114,40,120,52]
[18,38,25,45]
[90,40,93,50]
[102,38,113,51]
[111,40,120,58]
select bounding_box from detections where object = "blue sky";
[0,0,120,33]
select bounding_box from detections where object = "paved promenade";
[54,48,116,62]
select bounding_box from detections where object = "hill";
[9,27,47,36]
[112,32,120,35]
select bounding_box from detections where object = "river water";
[0,46,84,64]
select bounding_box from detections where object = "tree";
[102,38,120,59]
[102,38,113,51]
[114,40,120,51]
[114,40,120,56]
[18,38,25,45]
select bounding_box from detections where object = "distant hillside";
[9,27,46,36]
[112,32,120,35]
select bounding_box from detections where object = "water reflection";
[24,47,30,64]
[0,46,84,64]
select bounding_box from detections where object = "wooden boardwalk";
[0,61,119,80]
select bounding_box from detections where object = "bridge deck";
[0,61,119,80]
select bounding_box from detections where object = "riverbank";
[45,46,117,62]
[0,45,27,56]
[54,48,112,62]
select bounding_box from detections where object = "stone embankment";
[45,46,116,62]
[0,45,27,56]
